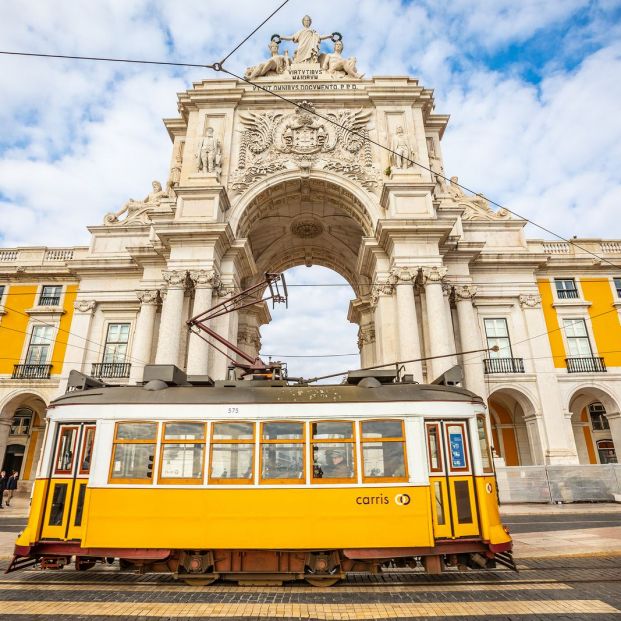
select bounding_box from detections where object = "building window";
[10,408,33,436]
[589,402,610,431]
[563,318,593,357]
[25,325,54,365]
[554,278,579,299]
[614,277,621,298]
[484,318,512,357]
[103,323,130,363]
[360,420,408,482]
[596,440,617,464]
[0,285,5,304]
[39,285,62,306]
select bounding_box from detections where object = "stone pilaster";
[0,420,12,473]
[155,270,188,366]
[129,290,160,383]
[371,277,398,368]
[186,269,220,376]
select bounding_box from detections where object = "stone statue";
[429,154,446,192]
[167,138,185,192]
[321,40,363,78]
[390,126,414,169]
[197,127,222,176]
[104,180,168,224]
[280,15,332,64]
[447,175,509,219]
[245,40,290,79]
[447,175,465,199]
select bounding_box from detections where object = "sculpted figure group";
[245,15,363,80]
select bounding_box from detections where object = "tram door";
[425,421,479,539]
[41,423,95,541]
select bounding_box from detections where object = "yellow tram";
[10,365,512,584]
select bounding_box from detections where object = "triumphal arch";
[90,15,516,389]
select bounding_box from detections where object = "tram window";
[446,424,469,472]
[434,481,446,525]
[79,426,96,475]
[54,426,79,475]
[209,422,254,483]
[48,483,67,526]
[74,483,87,526]
[476,415,494,473]
[312,421,355,482]
[261,421,305,483]
[160,422,205,483]
[454,480,473,524]
[109,422,157,483]
[426,424,443,472]
[361,420,407,482]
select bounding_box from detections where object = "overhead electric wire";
[218,0,291,66]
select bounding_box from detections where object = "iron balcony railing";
[566,357,606,373]
[556,289,579,299]
[483,357,525,374]
[91,362,131,378]
[38,295,61,306]
[12,364,52,379]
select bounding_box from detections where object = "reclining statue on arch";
[245,40,290,80]
[104,180,168,225]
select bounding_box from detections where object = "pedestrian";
[0,470,6,509]
[5,470,18,507]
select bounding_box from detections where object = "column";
[155,270,187,365]
[519,294,579,464]
[0,419,11,470]
[454,285,487,398]
[186,269,219,376]
[422,266,453,380]
[58,300,96,392]
[392,267,423,379]
[210,282,239,380]
[129,290,160,383]
[357,324,376,368]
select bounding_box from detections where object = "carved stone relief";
[74,300,96,314]
[232,101,380,194]
[519,293,542,308]
[136,290,160,305]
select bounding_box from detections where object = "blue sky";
[1,0,621,377]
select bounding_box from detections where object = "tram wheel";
[182,575,219,586]
[304,576,341,587]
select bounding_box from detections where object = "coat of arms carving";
[231,101,379,194]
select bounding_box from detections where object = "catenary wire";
[218,0,292,66]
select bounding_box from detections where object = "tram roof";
[51,382,484,407]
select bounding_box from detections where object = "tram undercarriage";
[9,540,515,585]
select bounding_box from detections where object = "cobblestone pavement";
[0,556,620,619]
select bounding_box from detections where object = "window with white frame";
[25,325,54,365]
[484,318,512,358]
[614,277,621,298]
[102,323,130,363]
[563,318,593,357]
[554,278,579,299]
[39,285,62,306]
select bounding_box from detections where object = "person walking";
[0,470,7,509]
[5,470,18,507]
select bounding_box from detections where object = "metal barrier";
[496,465,621,504]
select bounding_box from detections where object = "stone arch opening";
[0,391,48,488]
[226,177,376,379]
[487,387,541,466]
[568,386,620,464]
